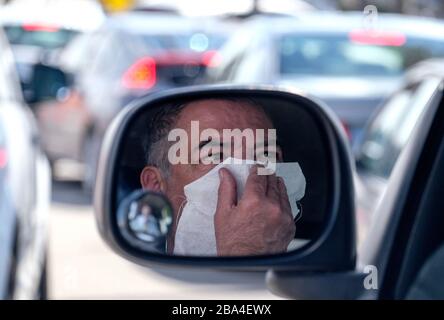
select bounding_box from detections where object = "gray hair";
[142,98,267,177]
[143,102,188,178]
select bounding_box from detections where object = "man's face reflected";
[140,99,282,252]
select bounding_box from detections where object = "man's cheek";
[167,164,210,197]
[190,163,217,180]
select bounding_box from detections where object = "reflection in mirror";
[116,95,331,257]
[117,190,173,253]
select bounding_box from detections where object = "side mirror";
[24,63,72,105]
[94,85,356,273]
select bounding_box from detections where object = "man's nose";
[230,145,256,160]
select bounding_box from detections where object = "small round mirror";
[117,190,173,253]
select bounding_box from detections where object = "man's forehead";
[176,99,273,130]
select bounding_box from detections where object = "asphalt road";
[48,181,279,299]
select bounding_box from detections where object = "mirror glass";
[114,94,333,257]
[117,190,173,253]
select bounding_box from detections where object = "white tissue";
[173,157,306,256]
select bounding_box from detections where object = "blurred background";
[1,0,444,299]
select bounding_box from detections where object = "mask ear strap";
[167,195,187,253]
[175,196,187,225]
[294,201,303,223]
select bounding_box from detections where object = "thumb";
[216,168,237,212]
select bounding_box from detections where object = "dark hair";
[142,97,268,176]
[142,102,188,176]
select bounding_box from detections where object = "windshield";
[4,25,78,49]
[279,33,444,77]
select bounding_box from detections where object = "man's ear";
[140,166,166,192]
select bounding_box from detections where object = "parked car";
[206,12,444,142]
[0,0,105,102]
[31,12,231,191]
[0,27,51,299]
[354,59,444,241]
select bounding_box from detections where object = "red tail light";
[202,50,221,68]
[0,149,7,169]
[22,23,60,32]
[122,57,156,90]
[349,29,406,47]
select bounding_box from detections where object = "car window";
[357,78,441,178]
[59,32,110,76]
[231,35,274,83]
[88,33,127,80]
[58,33,95,73]
[4,25,78,49]
[206,28,256,83]
[106,37,127,78]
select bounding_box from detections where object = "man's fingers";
[217,168,237,212]
[243,165,267,199]
[266,173,280,200]
[277,177,293,218]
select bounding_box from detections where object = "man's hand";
[214,166,296,256]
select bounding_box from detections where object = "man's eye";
[201,152,223,163]
[263,150,277,158]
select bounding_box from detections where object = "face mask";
[173,157,306,256]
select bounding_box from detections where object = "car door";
[381,83,444,299]
[354,77,442,241]
[357,77,444,299]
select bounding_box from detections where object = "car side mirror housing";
[94,85,356,272]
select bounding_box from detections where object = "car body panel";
[355,71,444,231]
[0,28,50,299]
[35,90,92,162]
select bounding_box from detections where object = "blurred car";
[354,59,444,242]
[0,27,51,299]
[206,12,444,142]
[137,0,316,17]
[0,0,105,101]
[30,12,231,191]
